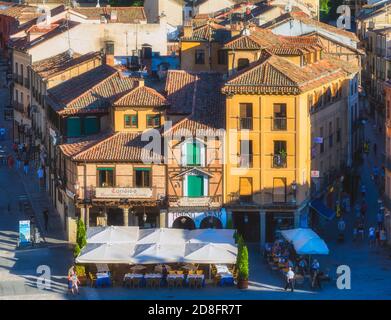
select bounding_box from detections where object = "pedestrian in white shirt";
[284,267,295,292]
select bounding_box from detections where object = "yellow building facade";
[221,30,359,244]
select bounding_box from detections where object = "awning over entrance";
[309,198,335,220]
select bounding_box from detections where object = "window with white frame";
[181,139,206,167]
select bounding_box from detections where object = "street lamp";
[291,181,297,203]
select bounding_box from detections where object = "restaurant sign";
[177,197,211,207]
[168,208,227,228]
[19,220,31,245]
[95,187,153,198]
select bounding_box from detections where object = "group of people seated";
[265,239,326,289]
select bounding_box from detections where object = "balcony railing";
[272,154,287,168]
[239,117,253,130]
[24,77,29,89]
[239,154,253,168]
[227,192,254,205]
[13,100,24,113]
[272,117,287,131]
[168,195,222,208]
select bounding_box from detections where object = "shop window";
[187,175,204,197]
[237,58,249,71]
[146,114,161,128]
[66,117,81,137]
[84,116,99,135]
[135,168,151,188]
[239,177,252,202]
[97,167,114,187]
[124,114,138,128]
[195,49,205,64]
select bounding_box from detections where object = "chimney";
[110,10,117,22]
[104,41,115,66]
[183,20,193,38]
[138,78,145,87]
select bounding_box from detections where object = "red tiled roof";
[224,28,323,54]
[164,71,225,136]
[61,131,162,163]
[11,19,80,51]
[114,85,168,108]
[32,51,102,79]
[70,7,146,23]
[181,22,230,42]
[222,52,358,95]
[46,64,139,114]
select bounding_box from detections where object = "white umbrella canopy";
[133,243,186,264]
[75,243,136,264]
[184,243,238,264]
[280,228,320,243]
[87,226,139,244]
[186,229,236,244]
[294,237,329,255]
[137,228,188,245]
[280,228,329,255]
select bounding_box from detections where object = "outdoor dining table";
[95,272,111,287]
[124,273,144,280]
[217,272,234,286]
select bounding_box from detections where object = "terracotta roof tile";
[70,7,146,23]
[222,52,357,95]
[46,64,139,114]
[62,131,162,163]
[181,22,230,42]
[32,51,102,79]
[114,85,168,108]
[165,71,225,136]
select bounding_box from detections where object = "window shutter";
[84,116,99,135]
[67,117,81,137]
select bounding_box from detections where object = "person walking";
[7,154,14,169]
[369,226,376,247]
[16,153,21,169]
[43,208,49,232]
[380,228,387,247]
[70,273,80,295]
[373,142,377,155]
[23,159,29,175]
[358,220,365,240]
[37,166,44,188]
[284,267,295,292]
[338,218,346,242]
[377,210,384,229]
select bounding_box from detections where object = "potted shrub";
[75,265,87,286]
[236,237,249,289]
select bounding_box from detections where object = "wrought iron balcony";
[272,154,287,168]
[272,117,287,131]
[239,117,253,130]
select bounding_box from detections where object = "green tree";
[74,219,87,258]
[108,0,143,6]
[236,239,249,281]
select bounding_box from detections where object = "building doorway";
[107,207,124,226]
[232,212,260,243]
[200,216,222,229]
[172,216,196,230]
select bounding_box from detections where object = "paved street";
[0,62,390,300]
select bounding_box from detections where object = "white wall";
[271,20,358,50]
[28,22,168,62]
[196,0,234,15]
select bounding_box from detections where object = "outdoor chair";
[188,277,196,289]
[167,278,175,289]
[188,270,195,275]
[153,278,161,288]
[294,274,305,286]
[132,278,141,288]
[195,277,203,289]
[146,278,154,288]
[177,271,184,275]
[175,277,183,288]
[169,271,176,275]
[214,275,221,287]
[196,270,203,275]
[88,272,96,288]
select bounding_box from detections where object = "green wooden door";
[187,175,204,197]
